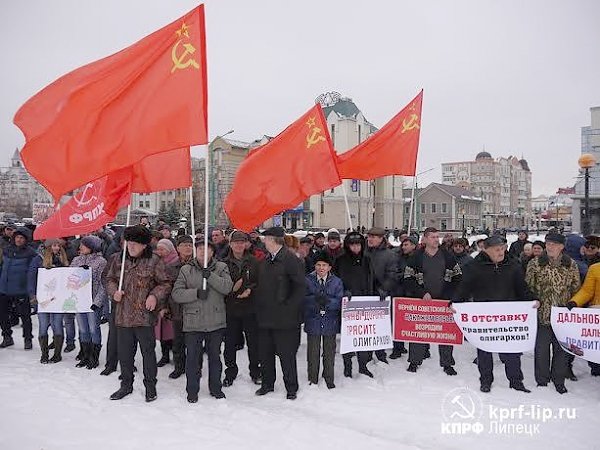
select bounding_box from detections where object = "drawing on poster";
[36,267,92,313]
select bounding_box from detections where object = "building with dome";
[441,151,532,229]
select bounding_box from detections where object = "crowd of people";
[1,220,600,403]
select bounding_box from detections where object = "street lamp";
[209,129,234,227]
[578,153,596,236]
[461,207,466,237]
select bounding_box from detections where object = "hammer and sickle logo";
[171,40,200,73]
[401,113,420,134]
[306,116,326,149]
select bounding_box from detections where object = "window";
[441,203,447,213]
[331,124,335,147]
[139,201,144,208]
[145,201,150,208]
[431,203,437,213]
[420,203,426,214]
[441,219,447,230]
[358,124,362,144]
[404,206,410,215]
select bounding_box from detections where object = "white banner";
[452,301,538,353]
[340,296,392,354]
[36,267,93,313]
[551,306,600,364]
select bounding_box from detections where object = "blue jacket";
[303,272,344,336]
[0,243,37,296]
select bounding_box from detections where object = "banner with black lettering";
[452,301,537,353]
[551,306,600,364]
[340,296,392,354]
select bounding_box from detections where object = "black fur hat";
[123,225,152,245]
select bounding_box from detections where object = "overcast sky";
[1,0,599,196]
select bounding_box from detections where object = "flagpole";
[408,176,417,233]
[189,185,196,258]
[341,181,354,231]
[117,200,132,291]
[203,147,209,290]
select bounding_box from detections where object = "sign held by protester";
[551,306,600,364]
[36,267,93,313]
[393,297,463,345]
[340,296,392,354]
[452,301,537,353]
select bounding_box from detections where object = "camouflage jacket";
[105,252,172,328]
[525,253,580,325]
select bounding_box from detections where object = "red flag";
[33,174,131,240]
[14,5,207,201]
[336,90,423,179]
[35,147,192,238]
[224,104,340,232]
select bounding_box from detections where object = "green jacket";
[525,253,580,325]
[172,258,233,332]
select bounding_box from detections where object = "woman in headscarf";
[154,239,179,368]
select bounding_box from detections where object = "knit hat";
[80,235,103,253]
[123,225,152,245]
[327,230,341,241]
[402,236,419,246]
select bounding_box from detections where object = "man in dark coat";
[404,227,462,375]
[366,227,398,364]
[222,231,261,387]
[333,231,376,377]
[452,235,535,393]
[254,227,305,400]
[508,230,531,259]
[0,227,37,349]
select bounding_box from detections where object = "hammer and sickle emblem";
[171,40,200,73]
[306,127,326,149]
[401,113,420,133]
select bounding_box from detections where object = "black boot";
[49,335,63,363]
[48,340,55,350]
[358,363,373,378]
[64,341,76,353]
[39,336,49,364]
[76,342,91,368]
[75,339,84,360]
[510,381,531,393]
[157,340,171,367]
[343,357,353,378]
[169,367,185,379]
[24,338,33,350]
[110,386,133,400]
[100,366,117,376]
[87,344,101,369]
[566,364,578,382]
[0,335,14,348]
[145,385,157,402]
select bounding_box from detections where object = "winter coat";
[70,253,108,308]
[571,263,600,308]
[525,253,581,325]
[223,250,259,317]
[0,240,37,296]
[333,233,375,296]
[403,248,462,300]
[254,246,305,330]
[453,252,534,303]
[365,241,398,295]
[508,238,531,259]
[453,252,473,271]
[166,259,186,322]
[172,258,233,332]
[303,272,344,336]
[105,252,172,327]
[564,235,588,281]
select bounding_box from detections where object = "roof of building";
[475,151,492,160]
[429,183,482,201]
[321,97,378,132]
[519,159,530,171]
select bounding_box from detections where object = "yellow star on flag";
[176,23,190,38]
[306,117,316,128]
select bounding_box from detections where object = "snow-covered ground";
[2,318,597,450]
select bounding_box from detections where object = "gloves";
[202,268,212,279]
[197,288,208,301]
[81,265,90,270]
[90,304,100,312]
[343,290,352,301]
[315,293,328,309]
[566,301,577,311]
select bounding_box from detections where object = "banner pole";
[189,184,196,258]
[341,181,354,231]
[117,200,132,291]
[408,176,417,232]
[203,147,209,290]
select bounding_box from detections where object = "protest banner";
[393,297,463,345]
[36,267,93,313]
[452,301,537,353]
[340,296,392,354]
[551,306,600,364]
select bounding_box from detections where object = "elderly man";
[254,227,305,400]
[105,225,172,402]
